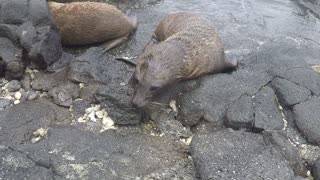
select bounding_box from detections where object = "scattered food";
[31,128,48,143]
[312,65,320,73]
[77,104,116,131]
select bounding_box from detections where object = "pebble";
[27,91,39,101]
[14,92,22,100]
[6,80,21,92]
[13,100,20,105]
[31,136,41,143]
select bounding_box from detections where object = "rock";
[0,58,4,77]
[5,61,24,80]
[68,47,134,84]
[0,37,24,80]
[0,24,19,44]
[21,74,31,90]
[277,68,320,96]
[0,145,54,179]
[146,104,192,140]
[72,99,90,120]
[26,90,38,101]
[18,22,37,51]
[95,84,141,125]
[31,70,66,91]
[313,158,320,180]
[46,102,71,125]
[14,91,21,100]
[0,0,28,25]
[13,99,20,105]
[0,98,10,109]
[225,94,254,129]
[177,74,248,126]
[79,81,104,103]
[28,0,52,26]
[6,80,21,92]
[253,86,284,131]
[48,81,79,107]
[46,52,75,72]
[0,99,56,146]
[17,89,27,102]
[49,88,72,107]
[293,96,320,145]
[271,77,311,107]
[28,25,63,69]
[191,129,295,179]
[15,126,193,179]
[68,47,140,125]
[263,131,307,176]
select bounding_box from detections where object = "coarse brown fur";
[132,12,237,107]
[48,1,137,47]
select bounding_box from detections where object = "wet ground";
[105,0,320,66]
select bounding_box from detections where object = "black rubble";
[0,0,62,80]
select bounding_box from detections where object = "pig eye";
[150,86,160,92]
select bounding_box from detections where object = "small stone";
[14,91,22,100]
[31,136,41,143]
[50,88,72,107]
[6,80,21,92]
[14,100,20,105]
[27,90,38,101]
[120,82,125,86]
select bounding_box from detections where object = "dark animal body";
[131,12,237,107]
[48,1,137,49]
